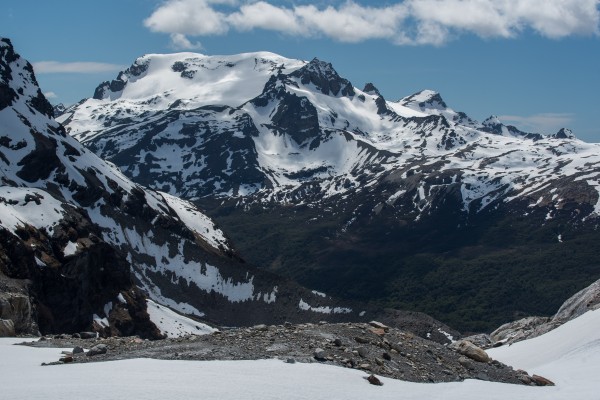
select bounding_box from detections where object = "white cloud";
[498,113,574,134]
[43,91,57,99]
[227,1,305,35]
[144,0,231,36]
[170,33,204,50]
[293,3,408,43]
[143,0,600,46]
[33,61,125,74]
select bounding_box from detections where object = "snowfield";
[2,308,599,400]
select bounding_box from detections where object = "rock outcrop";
[0,318,15,337]
[450,340,491,363]
[480,278,600,347]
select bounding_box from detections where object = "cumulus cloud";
[143,0,600,46]
[498,113,575,134]
[144,0,231,36]
[33,61,125,74]
[228,1,306,35]
[43,91,57,99]
[170,33,204,50]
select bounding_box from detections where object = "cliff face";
[0,210,162,338]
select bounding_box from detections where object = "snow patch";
[298,299,352,314]
[146,299,216,338]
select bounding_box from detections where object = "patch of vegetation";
[200,197,600,332]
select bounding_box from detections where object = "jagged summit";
[400,89,448,111]
[482,115,502,126]
[0,38,53,118]
[481,115,553,140]
[363,82,381,96]
[289,57,355,97]
[553,128,576,139]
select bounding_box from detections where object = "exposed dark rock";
[290,58,355,97]
[553,128,575,139]
[313,348,326,360]
[16,132,61,182]
[87,344,107,356]
[362,83,380,96]
[24,321,529,385]
[366,374,383,386]
[0,318,15,337]
[270,92,320,144]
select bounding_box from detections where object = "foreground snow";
[2,309,599,399]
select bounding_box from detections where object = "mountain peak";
[482,115,502,127]
[553,128,576,139]
[363,82,381,96]
[0,37,13,48]
[290,58,355,97]
[400,89,448,111]
[0,37,54,118]
[93,56,151,100]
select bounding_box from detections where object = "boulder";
[461,333,492,349]
[458,356,475,370]
[369,321,390,332]
[313,348,326,360]
[87,344,107,357]
[366,374,383,386]
[0,319,15,337]
[451,340,491,363]
[531,374,555,386]
[357,347,368,358]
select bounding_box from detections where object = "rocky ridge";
[24,320,543,386]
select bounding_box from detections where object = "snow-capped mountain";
[61,51,600,214]
[59,50,600,331]
[0,38,361,336]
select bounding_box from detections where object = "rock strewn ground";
[22,321,531,385]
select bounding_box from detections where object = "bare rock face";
[553,278,600,322]
[490,316,553,346]
[0,318,15,337]
[451,340,491,363]
[489,278,600,347]
[0,286,38,335]
[0,221,162,339]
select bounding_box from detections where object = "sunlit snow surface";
[146,299,215,338]
[0,187,66,233]
[2,309,600,399]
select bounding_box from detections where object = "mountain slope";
[0,38,362,336]
[60,50,600,331]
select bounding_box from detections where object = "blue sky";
[2,0,599,141]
